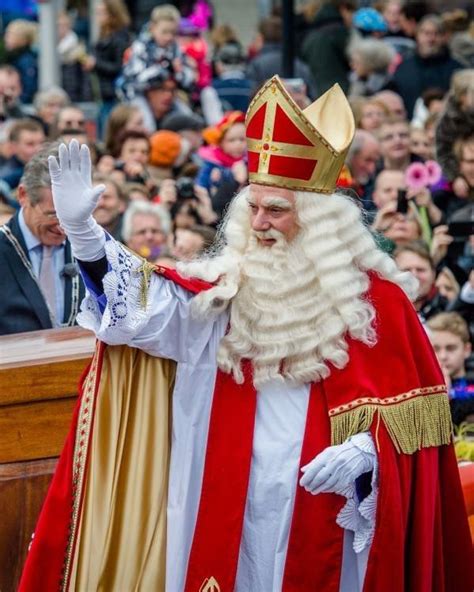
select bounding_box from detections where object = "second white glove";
[48,140,106,261]
[299,432,376,495]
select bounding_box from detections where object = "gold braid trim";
[330,386,452,454]
[121,245,158,310]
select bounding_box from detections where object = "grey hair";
[33,86,70,111]
[346,129,379,167]
[122,200,172,242]
[418,14,446,34]
[20,142,60,205]
[348,38,395,73]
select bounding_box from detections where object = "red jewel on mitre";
[245,76,355,194]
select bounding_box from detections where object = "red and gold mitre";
[245,75,355,194]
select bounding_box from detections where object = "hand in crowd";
[194,185,218,225]
[371,201,398,233]
[172,57,183,74]
[81,55,96,72]
[231,160,248,186]
[452,176,470,199]
[430,225,454,266]
[96,154,116,175]
[406,187,442,225]
[159,179,177,207]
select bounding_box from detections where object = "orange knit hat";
[149,130,182,167]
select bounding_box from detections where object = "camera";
[396,189,408,214]
[176,176,197,200]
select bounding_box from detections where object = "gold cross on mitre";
[245,75,355,194]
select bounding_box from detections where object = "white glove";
[48,140,106,261]
[299,433,375,495]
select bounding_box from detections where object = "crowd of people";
[0,0,473,432]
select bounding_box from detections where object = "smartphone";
[396,189,408,215]
[448,221,474,241]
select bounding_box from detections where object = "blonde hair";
[6,19,37,46]
[151,4,181,25]
[427,312,470,344]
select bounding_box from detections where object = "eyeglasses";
[380,132,410,142]
[35,203,59,220]
[63,119,86,128]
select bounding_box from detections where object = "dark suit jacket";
[0,213,85,335]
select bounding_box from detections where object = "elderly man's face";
[247,184,299,246]
[127,212,165,254]
[351,140,380,184]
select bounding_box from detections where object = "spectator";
[92,173,127,240]
[33,87,70,138]
[348,37,395,97]
[399,0,429,40]
[104,103,146,157]
[300,0,355,96]
[196,111,246,195]
[212,42,253,112]
[118,4,195,103]
[3,19,38,103]
[427,312,474,426]
[53,105,87,139]
[149,129,192,182]
[160,111,204,153]
[122,200,170,260]
[381,0,417,58]
[172,224,216,260]
[371,168,405,209]
[351,97,389,131]
[0,118,45,190]
[410,126,432,160]
[131,72,193,133]
[57,11,91,103]
[0,144,84,335]
[0,64,25,121]
[374,89,407,119]
[352,7,388,39]
[82,0,132,138]
[377,116,417,171]
[394,240,448,321]
[435,69,474,188]
[345,128,380,203]
[248,15,316,97]
[433,135,474,221]
[389,14,463,119]
[435,266,461,303]
[124,182,151,202]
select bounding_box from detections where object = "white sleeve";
[77,238,227,365]
[335,432,378,553]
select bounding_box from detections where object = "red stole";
[184,369,345,592]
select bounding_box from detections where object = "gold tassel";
[330,392,452,454]
[136,259,156,310]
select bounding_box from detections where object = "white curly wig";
[179,186,416,388]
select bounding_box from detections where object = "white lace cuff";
[335,433,378,553]
[77,239,151,343]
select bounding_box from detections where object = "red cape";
[19,270,473,591]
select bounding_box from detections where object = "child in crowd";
[196,111,246,194]
[3,19,38,104]
[118,4,195,101]
[427,312,474,426]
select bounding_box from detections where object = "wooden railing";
[0,327,95,592]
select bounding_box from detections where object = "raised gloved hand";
[48,140,106,261]
[299,432,375,495]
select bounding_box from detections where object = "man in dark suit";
[0,144,84,335]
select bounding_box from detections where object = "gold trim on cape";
[329,385,452,454]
